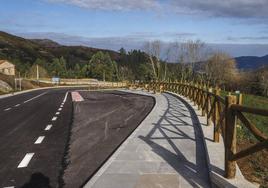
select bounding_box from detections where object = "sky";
[0,0,268,56]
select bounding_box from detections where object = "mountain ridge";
[235,55,268,70]
[0,31,267,70]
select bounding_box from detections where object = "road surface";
[0,88,81,188]
[63,90,155,188]
[0,89,155,188]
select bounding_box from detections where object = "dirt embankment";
[237,140,268,188]
[0,73,53,94]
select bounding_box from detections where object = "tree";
[28,64,49,79]
[74,63,81,78]
[143,40,162,80]
[119,47,127,55]
[51,58,60,77]
[88,51,117,81]
[204,52,238,89]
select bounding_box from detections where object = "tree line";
[12,40,268,97]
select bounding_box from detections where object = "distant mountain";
[235,55,268,70]
[30,39,61,48]
[1,30,267,72]
[0,31,120,66]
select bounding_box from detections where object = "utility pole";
[19,72,21,91]
[14,78,17,91]
[36,64,39,81]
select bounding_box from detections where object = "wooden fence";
[133,81,268,179]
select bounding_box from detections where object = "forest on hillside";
[0,31,267,97]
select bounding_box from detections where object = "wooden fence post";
[214,88,220,142]
[236,93,243,127]
[201,85,206,116]
[207,88,212,126]
[192,85,196,104]
[225,95,237,179]
[237,93,243,105]
[198,85,201,110]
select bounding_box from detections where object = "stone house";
[0,60,15,75]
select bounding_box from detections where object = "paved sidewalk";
[85,91,210,188]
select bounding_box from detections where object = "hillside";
[0,31,120,68]
[235,55,268,70]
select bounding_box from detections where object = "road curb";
[166,91,257,188]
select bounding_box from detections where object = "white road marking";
[56,112,60,115]
[60,105,63,108]
[45,124,52,131]
[63,92,68,103]
[3,186,15,188]
[58,108,62,111]
[4,108,11,111]
[52,116,57,121]
[14,104,20,107]
[23,92,47,104]
[34,136,45,144]
[18,153,34,168]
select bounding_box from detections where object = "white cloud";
[47,0,160,11]
[169,0,268,18]
[47,0,268,18]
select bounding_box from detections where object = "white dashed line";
[56,112,60,115]
[45,124,52,131]
[60,105,63,108]
[34,136,45,144]
[4,108,11,111]
[23,92,47,103]
[14,104,20,107]
[18,153,34,168]
[52,116,57,121]
[3,186,15,188]
[63,92,68,103]
[58,108,62,111]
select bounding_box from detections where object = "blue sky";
[1,0,268,56]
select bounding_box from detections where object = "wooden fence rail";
[133,81,268,179]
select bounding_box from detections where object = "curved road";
[0,88,82,187]
[0,89,155,188]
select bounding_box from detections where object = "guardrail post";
[207,88,212,126]
[198,85,201,110]
[214,88,220,142]
[201,86,206,116]
[236,93,243,127]
[192,85,196,104]
[225,95,237,179]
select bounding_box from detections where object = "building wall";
[0,61,15,76]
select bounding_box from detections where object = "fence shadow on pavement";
[139,93,211,187]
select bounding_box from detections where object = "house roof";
[0,60,13,66]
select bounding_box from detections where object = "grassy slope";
[221,91,268,187]
[221,91,268,136]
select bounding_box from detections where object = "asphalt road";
[0,88,83,188]
[63,90,155,188]
[0,89,155,188]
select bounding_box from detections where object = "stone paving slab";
[167,92,258,188]
[85,90,210,188]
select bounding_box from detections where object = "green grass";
[220,91,268,140]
